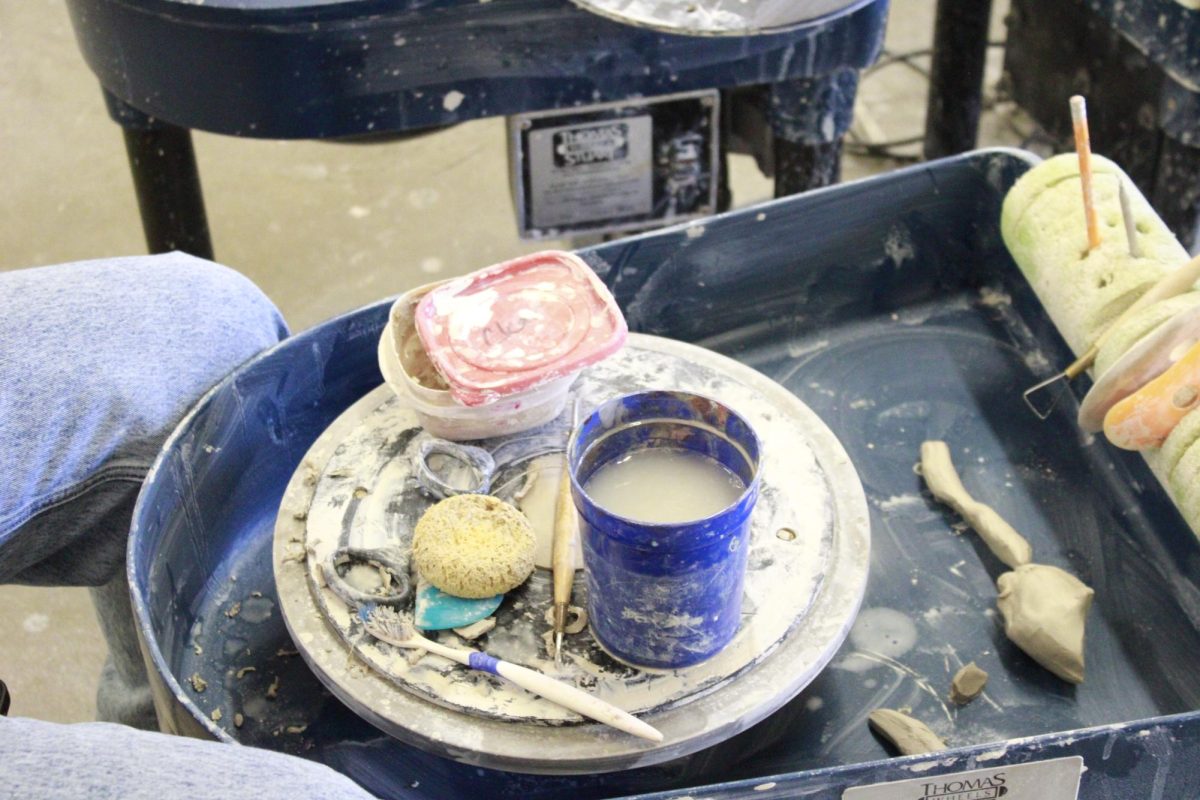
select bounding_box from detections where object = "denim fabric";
[0,253,289,729]
[0,253,289,580]
[0,716,376,800]
[0,255,380,798]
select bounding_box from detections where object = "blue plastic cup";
[567,390,762,670]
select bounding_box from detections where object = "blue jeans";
[0,253,375,799]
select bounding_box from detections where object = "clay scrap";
[949,662,989,705]
[996,564,1094,684]
[868,709,947,756]
[920,441,1033,568]
[920,440,1094,684]
[454,617,497,640]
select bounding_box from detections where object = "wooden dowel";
[1070,95,1101,252]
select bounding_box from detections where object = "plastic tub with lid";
[379,252,626,440]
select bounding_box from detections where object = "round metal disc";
[273,333,869,774]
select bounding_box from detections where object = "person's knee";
[0,254,290,571]
[139,252,290,380]
[121,252,290,351]
[2,252,288,443]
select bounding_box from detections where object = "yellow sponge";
[413,494,536,598]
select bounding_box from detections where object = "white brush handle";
[421,637,663,742]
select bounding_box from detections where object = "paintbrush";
[359,604,664,742]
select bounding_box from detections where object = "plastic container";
[414,250,627,407]
[378,281,575,440]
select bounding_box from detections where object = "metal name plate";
[843,756,1083,800]
[509,89,719,239]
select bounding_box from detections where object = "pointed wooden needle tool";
[552,402,581,667]
[1070,95,1101,252]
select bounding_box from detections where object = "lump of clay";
[996,564,1094,684]
[920,441,1033,568]
[867,709,946,756]
[949,662,989,705]
[413,494,535,598]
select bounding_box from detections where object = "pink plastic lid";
[414,251,628,407]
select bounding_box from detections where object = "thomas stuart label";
[843,756,1082,800]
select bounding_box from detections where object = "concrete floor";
[0,0,1022,727]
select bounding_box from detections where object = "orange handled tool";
[1104,341,1200,450]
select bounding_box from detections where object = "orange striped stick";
[1070,95,1101,251]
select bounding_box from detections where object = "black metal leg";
[923,0,994,159]
[774,140,843,196]
[104,90,214,259]
[769,69,860,197]
[716,90,734,213]
[1153,137,1200,252]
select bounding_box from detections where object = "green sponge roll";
[1169,439,1200,533]
[1163,409,1200,489]
[1094,292,1200,379]
[1000,154,1188,354]
[1000,153,1120,263]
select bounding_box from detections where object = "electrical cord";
[848,42,1016,163]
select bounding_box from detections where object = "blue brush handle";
[467,651,502,675]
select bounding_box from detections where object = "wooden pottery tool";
[1078,302,1200,432]
[551,460,576,666]
[1103,341,1200,450]
[551,401,582,666]
[1023,251,1200,419]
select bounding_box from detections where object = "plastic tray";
[130,149,1200,799]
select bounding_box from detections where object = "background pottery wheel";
[567,0,870,36]
[274,333,870,773]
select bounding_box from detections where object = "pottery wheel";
[273,334,870,773]
[568,0,868,36]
